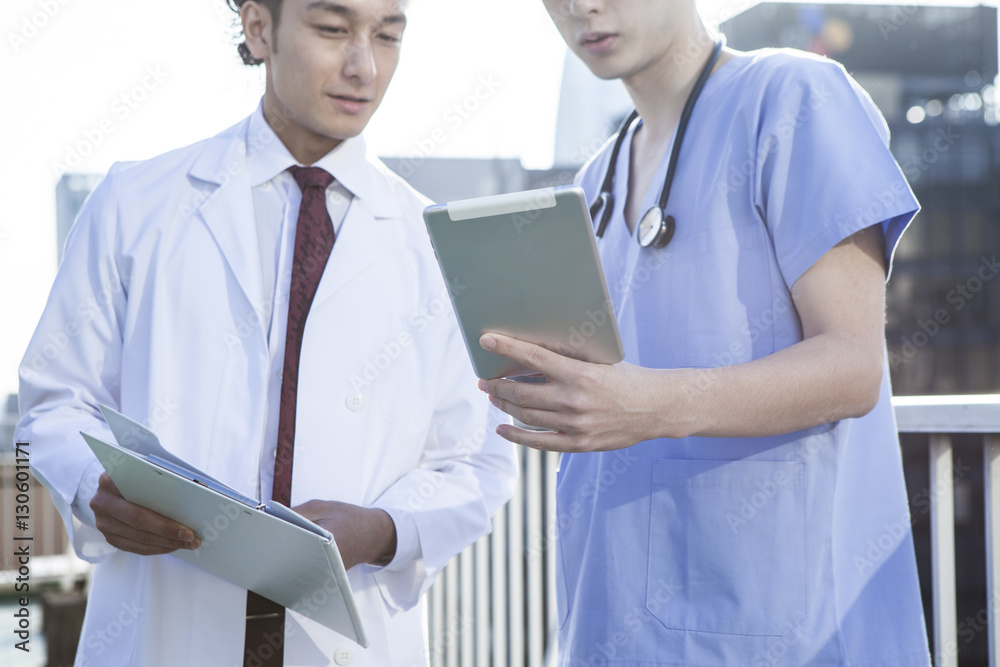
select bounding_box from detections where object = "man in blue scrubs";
[478,0,931,664]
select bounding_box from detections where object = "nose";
[343,36,376,84]
[567,0,603,17]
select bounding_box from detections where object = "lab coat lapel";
[312,197,392,307]
[187,119,267,331]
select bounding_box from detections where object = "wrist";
[367,508,397,567]
[74,460,106,529]
[650,368,705,440]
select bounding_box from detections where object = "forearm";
[658,331,884,440]
[481,227,890,452]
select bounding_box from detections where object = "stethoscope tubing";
[593,36,726,244]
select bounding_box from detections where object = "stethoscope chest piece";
[637,208,675,249]
[592,37,724,251]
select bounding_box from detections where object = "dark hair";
[227,0,284,65]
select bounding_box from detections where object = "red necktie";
[244,166,336,667]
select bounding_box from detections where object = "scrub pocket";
[646,458,806,636]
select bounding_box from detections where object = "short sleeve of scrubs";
[754,57,919,288]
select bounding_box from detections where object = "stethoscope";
[590,37,725,249]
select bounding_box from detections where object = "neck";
[622,23,719,143]
[261,91,342,166]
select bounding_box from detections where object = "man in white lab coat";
[14,1,517,665]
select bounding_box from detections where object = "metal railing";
[4,397,998,663]
[894,395,1000,667]
[426,446,560,667]
[426,395,1000,667]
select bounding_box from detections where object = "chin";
[590,67,629,81]
[583,64,631,82]
[575,52,631,81]
[314,118,368,143]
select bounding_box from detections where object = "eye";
[315,24,348,35]
[376,32,402,45]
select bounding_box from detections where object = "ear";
[241,1,275,62]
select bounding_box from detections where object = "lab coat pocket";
[646,458,806,636]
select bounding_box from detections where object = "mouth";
[580,32,616,54]
[329,94,372,114]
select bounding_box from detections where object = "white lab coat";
[16,115,518,667]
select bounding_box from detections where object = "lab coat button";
[345,393,364,412]
[333,647,353,665]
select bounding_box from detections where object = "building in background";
[721,2,1000,397]
[0,394,17,459]
[55,174,103,265]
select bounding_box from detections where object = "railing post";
[985,435,1000,667]
[526,447,544,667]
[492,508,508,667]
[475,535,489,667]
[459,546,474,667]
[445,558,459,667]
[930,434,958,667]
[545,451,559,666]
[508,448,525,667]
[430,572,444,666]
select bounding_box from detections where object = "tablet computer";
[423,185,624,380]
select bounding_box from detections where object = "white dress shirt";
[246,103,356,503]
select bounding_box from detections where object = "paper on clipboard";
[97,405,256,505]
[82,406,368,647]
[97,406,321,533]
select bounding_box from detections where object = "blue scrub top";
[556,49,930,666]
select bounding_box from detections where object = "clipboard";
[81,405,368,647]
[423,185,624,379]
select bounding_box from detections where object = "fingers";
[477,338,582,430]
[493,423,577,452]
[92,514,195,556]
[480,333,568,379]
[478,333,631,451]
[478,365,590,432]
[289,499,328,523]
[98,472,122,498]
[483,391,563,432]
[91,473,200,555]
[478,374,551,407]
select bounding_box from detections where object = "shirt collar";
[246,99,376,203]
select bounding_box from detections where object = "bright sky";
[0,0,996,400]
